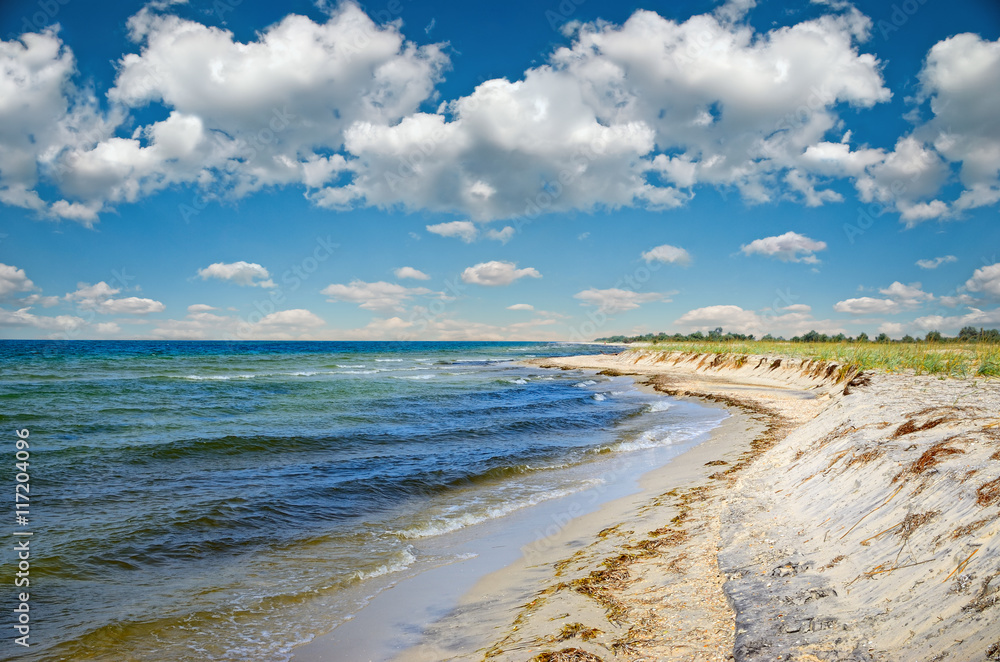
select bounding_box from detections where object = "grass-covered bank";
[611,340,1000,377]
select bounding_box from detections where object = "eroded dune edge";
[482,349,1000,662]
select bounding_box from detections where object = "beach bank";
[393,349,1000,661]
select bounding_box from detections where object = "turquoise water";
[0,341,724,660]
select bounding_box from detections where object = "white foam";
[396,374,436,380]
[646,400,674,412]
[182,374,256,380]
[592,393,607,401]
[507,378,528,385]
[574,380,597,387]
[375,358,404,362]
[352,546,417,581]
[394,482,602,539]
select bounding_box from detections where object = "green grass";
[626,340,1000,378]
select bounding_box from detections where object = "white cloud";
[878,281,933,307]
[394,266,431,281]
[0,264,36,298]
[321,279,437,312]
[254,309,325,330]
[486,226,515,244]
[573,288,670,313]
[426,221,479,243]
[65,281,165,315]
[150,307,325,340]
[0,307,87,334]
[97,297,166,315]
[339,7,890,220]
[187,303,217,312]
[916,255,957,269]
[674,304,845,336]
[832,297,899,314]
[22,294,60,307]
[641,244,691,266]
[783,304,812,312]
[915,307,1000,333]
[939,294,976,308]
[0,5,447,222]
[877,322,905,337]
[11,6,1000,226]
[461,261,541,286]
[965,263,1000,298]
[197,261,275,288]
[740,231,827,263]
[507,303,534,311]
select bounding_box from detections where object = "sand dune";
[471,349,1000,662]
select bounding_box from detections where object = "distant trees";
[596,327,1000,344]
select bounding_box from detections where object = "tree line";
[596,326,1000,344]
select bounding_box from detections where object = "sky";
[0,0,999,341]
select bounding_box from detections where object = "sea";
[0,340,726,661]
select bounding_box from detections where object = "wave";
[395,374,436,380]
[392,481,603,539]
[352,546,417,581]
[603,421,719,453]
[592,393,607,401]
[574,379,597,387]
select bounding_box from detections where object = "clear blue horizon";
[1,0,999,341]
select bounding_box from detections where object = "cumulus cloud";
[461,261,541,286]
[916,255,957,269]
[573,288,671,313]
[394,266,431,280]
[965,263,1000,298]
[641,244,691,265]
[878,281,934,307]
[486,226,515,243]
[740,231,827,263]
[0,3,923,224]
[151,306,325,340]
[674,304,845,336]
[845,34,1000,225]
[425,221,516,243]
[187,303,217,312]
[321,279,438,312]
[0,307,87,334]
[0,264,36,298]
[6,5,999,226]
[254,309,325,330]
[65,281,165,315]
[832,297,899,315]
[915,307,1000,333]
[507,303,534,311]
[197,261,275,288]
[426,221,478,243]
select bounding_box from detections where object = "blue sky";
[1,0,999,340]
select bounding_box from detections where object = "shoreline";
[295,349,1000,661]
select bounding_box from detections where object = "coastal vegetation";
[595,326,1000,377]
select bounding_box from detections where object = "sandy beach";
[358,349,1000,662]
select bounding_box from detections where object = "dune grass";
[633,340,1000,378]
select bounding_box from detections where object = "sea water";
[0,341,725,660]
